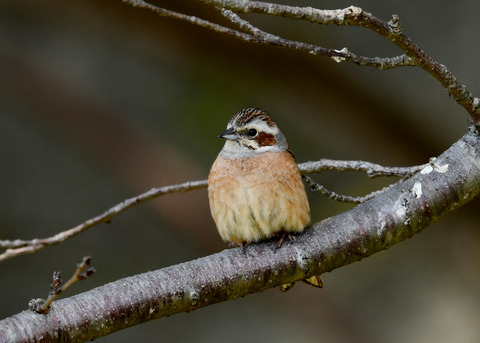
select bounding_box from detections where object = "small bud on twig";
[388,14,402,35]
[30,256,95,314]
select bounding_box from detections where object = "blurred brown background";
[1,0,479,342]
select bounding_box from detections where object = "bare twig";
[123,0,480,124]
[300,159,424,203]
[29,256,95,314]
[303,175,398,204]
[0,160,425,262]
[122,0,415,69]
[299,159,427,178]
[219,9,272,37]
[0,180,207,262]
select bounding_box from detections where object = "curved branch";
[124,1,414,68]
[124,0,480,124]
[0,180,207,261]
[204,1,480,123]
[2,130,479,342]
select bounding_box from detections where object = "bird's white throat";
[219,140,285,159]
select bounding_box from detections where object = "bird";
[207,107,322,291]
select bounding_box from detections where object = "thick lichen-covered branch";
[2,130,479,342]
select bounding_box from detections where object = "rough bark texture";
[1,130,479,342]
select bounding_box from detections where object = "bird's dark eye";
[246,128,257,137]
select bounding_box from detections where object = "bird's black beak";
[218,127,238,140]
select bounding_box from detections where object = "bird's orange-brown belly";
[208,151,310,244]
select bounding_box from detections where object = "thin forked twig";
[0,159,424,262]
[303,175,398,204]
[29,256,95,314]
[219,8,276,38]
[123,0,415,70]
[123,0,480,124]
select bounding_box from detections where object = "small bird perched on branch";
[208,107,322,291]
